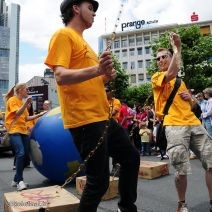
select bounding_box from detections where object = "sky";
[5,0,212,83]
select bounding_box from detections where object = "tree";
[105,54,129,100]
[124,83,153,107]
[148,25,212,92]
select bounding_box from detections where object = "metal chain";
[106,1,125,50]
[61,1,126,189]
[61,103,114,188]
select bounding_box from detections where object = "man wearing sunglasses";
[151,33,212,212]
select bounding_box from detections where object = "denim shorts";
[165,125,212,175]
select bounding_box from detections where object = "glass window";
[114,40,120,49]
[114,50,120,58]
[138,60,143,69]
[137,47,142,56]
[138,74,144,81]
[151,33,158,41]
[145,47,150,55]
[129,36,135,47]
[130,74,136,84]
[0,49,9,57]
[129,48,135,56]
[131,61,135,70]
[122,62,128,70]
[136,36,142,45]
[121,38,127,47]
[146,60,151,68]
[122,49,127,57]
[146,74,151,81]
[144,36,150,45]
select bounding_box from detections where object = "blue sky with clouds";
[6,0,212,83]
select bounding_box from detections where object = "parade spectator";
[43,100,51,112]
[202,88,212,137]
[139,121,151,156]
[151,32,212,212]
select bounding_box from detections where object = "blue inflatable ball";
[29,107,82,182]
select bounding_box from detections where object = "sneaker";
[11,180,17,187]
[17,181,27,191]
[12,180,28,188]
[117,209,121,212]
[177,202,189,212]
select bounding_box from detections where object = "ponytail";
[4,86,15,102]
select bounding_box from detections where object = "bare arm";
[15,97,32,118]
[54,51,113,85]
[164,33,182,83]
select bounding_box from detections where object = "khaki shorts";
[166,125,212,175]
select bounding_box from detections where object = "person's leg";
[190,125,212,205]
[108,119,140,212]
[166,126,191,208]
[175,174,187,202]
[9,134,25,183]
[70,121,109,212]
[206,170,212,201]
[22,135,30,168]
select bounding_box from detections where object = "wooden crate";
[76,176,119,200]
[139,160,169,179]
[4,185,79,212]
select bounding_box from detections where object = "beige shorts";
[166,125,212,175]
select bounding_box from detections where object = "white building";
[99,19,212,86]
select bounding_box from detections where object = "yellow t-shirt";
[108,98,121,122]
[5,96,29,134]
[151,71,201,126]
[45,27,109,128]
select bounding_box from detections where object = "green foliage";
[124,83,153,107]
[149,25,212,92]
[105,54,129,99]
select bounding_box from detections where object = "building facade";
[99,20,212,86]
[26,72,59,112]
[0,0,20,111]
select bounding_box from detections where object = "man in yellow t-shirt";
[105,87,121,122]
[151,32,212,212]
[44,1,140,211]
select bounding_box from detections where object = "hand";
[25,96,32,104]
[179,91,191,101]
[104,68,117,80]
[98,51,113,75]
[169,32,181,51]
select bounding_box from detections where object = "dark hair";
[61,5,76,25]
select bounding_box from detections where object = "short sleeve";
[151,71,166,88]
[45,32,72,69]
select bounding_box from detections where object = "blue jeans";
[70,119,140,212]
[203,118,212,137]
[10,133,30,183]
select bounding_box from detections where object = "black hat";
[60,0,99,14]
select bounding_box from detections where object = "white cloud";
[6,0,212,82]
[19,63,46,83]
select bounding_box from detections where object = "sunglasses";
[156,54,168,62]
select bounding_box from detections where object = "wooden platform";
[139,160,169,179]
[4,185,79,212]
[76,176,119,200]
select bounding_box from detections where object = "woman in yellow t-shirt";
[5,83,45,191]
